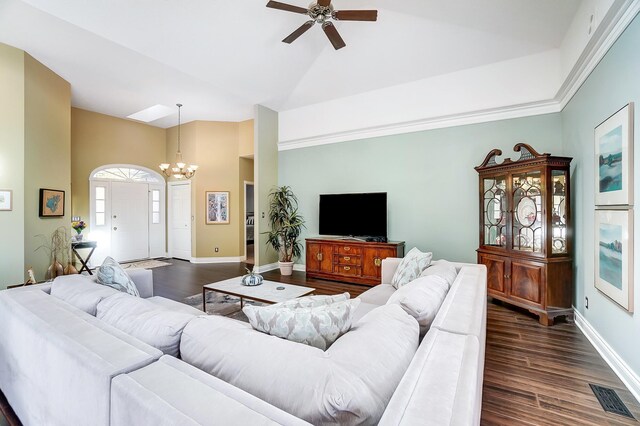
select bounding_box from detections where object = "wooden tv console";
[305,238,405,286]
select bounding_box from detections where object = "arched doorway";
[89,165,166,265]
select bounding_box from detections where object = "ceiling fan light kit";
[266,0,378,50]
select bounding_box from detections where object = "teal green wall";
[562,12,640,376]
[279,114,563,263]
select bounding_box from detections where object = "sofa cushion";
[391,248,433,289]
[357,284,396,306]
[147,296,204,316]
[51,274,120,315]
[420,260,458,287]
[96,256,140,297]
[432,266,487,340]
[352,301,379,324]
[242,299,360,350]
[96,293,197,357]
[180,304,418,425]
[378,329,482,426]
[386,275,450,336]
[111,356,309,426]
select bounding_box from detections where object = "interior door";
[111,181,149,262]
[170,183,191,260]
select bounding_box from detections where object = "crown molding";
[279,1,640,152]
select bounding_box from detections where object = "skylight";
[127,104,175,123]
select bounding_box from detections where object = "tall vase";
[46,258,64,280]
[64,262,78,275]
[75,232,83,241]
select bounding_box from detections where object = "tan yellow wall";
[24,54,71,281]
[238,119,254,158]
[194,121,241,258]
[0,44,25,287]
[70,108,166,224]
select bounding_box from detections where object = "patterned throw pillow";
[279,292,350,309]
[96,256,140,297]
[391,247,433,289]
[242,298,361,350]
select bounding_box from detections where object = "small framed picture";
[0,190,12,211]
[206,191,229,224]
[595,103,634,206]
[595,209,633,312]
[39,188,65,217]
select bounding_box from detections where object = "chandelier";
[159,103,198,179]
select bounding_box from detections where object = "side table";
[71,240,98,275]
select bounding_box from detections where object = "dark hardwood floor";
[2,259,639,425]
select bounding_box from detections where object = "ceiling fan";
[266,0,378,50]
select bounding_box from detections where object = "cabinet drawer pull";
[343,246,350,251]
[317,253,323,261]
[344,266,351,271]
[374,258,381,267]
[343,256,350,261]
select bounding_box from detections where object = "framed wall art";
[206,191,229,224]
[595,103,634,206]
[595,209,634,312]
[0,190,12,211]
[39,188,65,217]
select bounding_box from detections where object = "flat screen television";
[319,192,387,238]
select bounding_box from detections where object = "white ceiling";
[0,0,581,127]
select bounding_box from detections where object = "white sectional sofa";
[0,260,487,426]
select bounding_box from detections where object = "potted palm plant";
[265,186,305,275]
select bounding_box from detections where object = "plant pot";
[278,261,294,276]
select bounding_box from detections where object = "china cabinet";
[475,143,573,325]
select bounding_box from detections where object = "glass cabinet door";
[512,171,543,253]
[551,170,568,254]
[482,177,507,248]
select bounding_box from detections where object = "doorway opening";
[245,181,254,265]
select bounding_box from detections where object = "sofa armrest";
[126,268,153,298]
[381,258,402,284]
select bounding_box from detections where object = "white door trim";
[168,180,192,260]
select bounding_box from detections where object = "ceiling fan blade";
[266,1,308,15]
[334,10,378,21]
[322,22,346,50]
[282,21,315,43]
[317,0,332,7]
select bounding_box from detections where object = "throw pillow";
[242,298,361,350]
[420,260,458,288]
[391,247,433,289]
[96,256,140,297]
[278,292,350,309]
[386,275,450,336]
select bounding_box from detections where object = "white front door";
[111,181,149,262]
[170,183,191,260]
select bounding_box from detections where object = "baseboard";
[190,257,243,264]
[253,263,279,273]
[573,308,640,403]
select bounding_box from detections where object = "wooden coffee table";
[202,277,315,312]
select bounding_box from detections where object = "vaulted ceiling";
[0,0,581,127]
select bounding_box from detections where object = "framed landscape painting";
[595,103,634,206]
[206,191,229,224]
[39,188,65,217]
[595,209,633,312]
